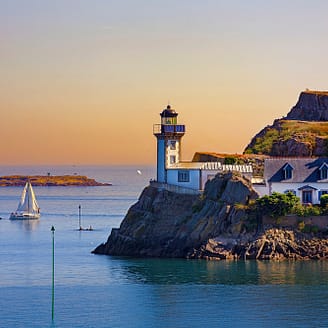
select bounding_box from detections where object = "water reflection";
[11,219,40,231]
[111,257,328,286]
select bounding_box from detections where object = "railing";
[150,180,201,195]
[153,124,186,135]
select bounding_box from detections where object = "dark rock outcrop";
[286,91,328,121]
[94,171,328,260]
[190,228,328,261]
[93,172,258,257]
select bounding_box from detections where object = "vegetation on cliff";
[244,90,328,156]
[244,119,328,156]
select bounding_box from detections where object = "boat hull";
[10,212,40,220]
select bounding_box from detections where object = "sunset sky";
[2,1,328,165]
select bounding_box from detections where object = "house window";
[170,155,176,164]
[320,165,328,180]
[284,167,293,179]
[178,170,190,182]
[169,140,176,150]
[302,190,313,204]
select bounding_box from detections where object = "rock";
[93,169,328,261]
[244,90,328,157]
[271,138,313,157]
[93,172,258,257]
[286,91,328,121]
[193,228,328,261]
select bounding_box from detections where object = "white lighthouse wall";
[157,139,166,182]
[167,169,201,190]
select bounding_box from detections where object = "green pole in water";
[51,226,55,321]
[78,205,81,230]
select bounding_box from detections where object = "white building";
[153,106,252,192]
[254,157,328,204]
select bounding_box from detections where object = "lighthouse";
[153,105,185,183]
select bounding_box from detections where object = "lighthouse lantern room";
[153,105,185,183]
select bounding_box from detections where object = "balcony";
[153,124,185,135]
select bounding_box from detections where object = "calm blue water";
[1,165,328,327]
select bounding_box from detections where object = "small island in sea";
[0,175,111,186]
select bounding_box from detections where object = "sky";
[2,0,328,165]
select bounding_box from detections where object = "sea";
[1,165,328,328]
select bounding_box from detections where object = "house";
[153,105,253,193]
[256,157,328,204]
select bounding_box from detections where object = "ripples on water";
[0,166,328,327]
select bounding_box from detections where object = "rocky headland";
[93,172,328,260]
[94,90,328,260]
[0,175,111,186]
[244,90,328,157]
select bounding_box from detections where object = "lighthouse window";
[169,141,176,150]
[170,155,176,164]
[178,170,190,182]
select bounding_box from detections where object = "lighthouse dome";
[160,105,178,118]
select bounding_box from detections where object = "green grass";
[245,120,328,155]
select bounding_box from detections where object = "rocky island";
[0,175,111,186]
[93,90,328,260]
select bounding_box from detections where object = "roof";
[265,157,328,183]
[160,105,178,118]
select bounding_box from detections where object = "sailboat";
[10,181,40,220]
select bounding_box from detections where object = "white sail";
[17,182,28,212]
[10,181,40,220]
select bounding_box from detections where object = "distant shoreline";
[0,175,112,187]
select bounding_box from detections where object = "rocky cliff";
[93,172,258,257]
[244,90,328,156]
[286,90,328,121]
[94,171,328,260]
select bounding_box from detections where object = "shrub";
[295,204,322,216]
[320,194,328,208]
[255,192,300,219]
[224,157,236,165]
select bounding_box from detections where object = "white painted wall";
[267,182,328,204]
[167,169,201,190]
[252,184,269,197]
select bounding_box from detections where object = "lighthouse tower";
[153,105,185,183]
